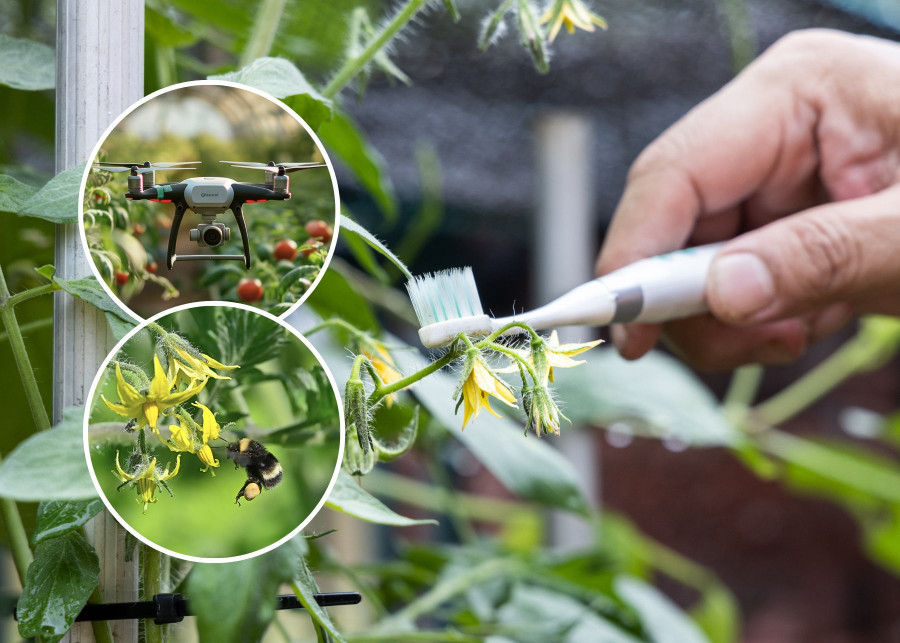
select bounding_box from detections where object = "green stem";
[6,282,58,308]
[350,354,367,380]
[240,0,287,65]
[387,558,524,625]
[486,343,538,384]
[754,336,875,426]
[142,545,163,643]
[370,351,459,401]
[475,321,540,346]
[86,584,115,643]
[0,266,50,431]
[145,321,167,337]
[717,0,757,73]
[722,363,763,426]
[0,483,33,583]
[305,318,367,339]
[0,316,52,344]
[321,0,428,98]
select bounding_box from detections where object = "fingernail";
[710,253,775,321]
[610,324,629,353]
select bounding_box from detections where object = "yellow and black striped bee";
[226,438,283,505]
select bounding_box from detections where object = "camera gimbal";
[93,160,326,269]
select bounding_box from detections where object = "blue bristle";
[406,267,483,327]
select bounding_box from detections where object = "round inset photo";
[79,81,339,320]
[84,303,343,562]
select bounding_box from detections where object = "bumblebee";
[226,438,282,505]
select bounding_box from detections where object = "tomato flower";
[455,349,518,429]
[166,345,239,385]
[362,346,402,406]
[497,330,603,383]
[522,385,566,437]
[114,451,181,514]
[541,0,607,43]
[102,356,206,434]
[166,402,222,473]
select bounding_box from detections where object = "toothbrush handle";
[600,242,724,323]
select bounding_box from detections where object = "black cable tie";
[14,592,361,623]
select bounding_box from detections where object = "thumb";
[706,186,900,326]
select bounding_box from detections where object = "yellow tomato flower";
[165,402,221,472]
[497,330,603,383]
[114,451,181,514]
[102,356,207,434]
[457,352,517,429]
[167,346,238,385]
[362,346,403,407]
[541,0,608,43]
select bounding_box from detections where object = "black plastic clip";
[153,593,184,625]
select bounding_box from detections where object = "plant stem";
[6,282,58,308]
[86,584,115,643]
[475,321,540,345]
[723,363,763,427]
[754,335,877,426]
[145,321,167,337]
[0,266,50,431]
[322,0,428,98]
[0,316,52,344]
[486,343,538,383]
[305,318,367,339]
[0,477,33,583]
[240,0,287,66]
[371,351,459,401]
[142,544,163,643]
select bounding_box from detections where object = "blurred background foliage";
[87,306,341,559]
[2,0,900,642]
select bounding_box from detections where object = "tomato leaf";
[292,558,349,643]
[326,471,437,526]
[340,215,412,280]
[0,407,97,501]
[614,576,710,643]
[18,163,86,223]
[35,265,136,323]
[318,112,397,219]
[33,499,104,546]
[16,532,99,643]
[0,174,38,214]
[0,35,55,90]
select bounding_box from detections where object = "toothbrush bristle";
[406,267,484,327]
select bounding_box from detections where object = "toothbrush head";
[406,267,494,347]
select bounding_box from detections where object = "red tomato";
[132,223,146,236]
[115,271,129,285]
[273,239,298,261]
[147,262,158,274]
[237,278,264,302]
[304,220,333,243]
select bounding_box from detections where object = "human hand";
[596,29,900,370]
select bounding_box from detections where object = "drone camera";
[189,222,231,248]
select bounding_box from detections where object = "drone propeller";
[222,161,326,174]
[93,161,200,174]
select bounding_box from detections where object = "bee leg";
[234,478,252,505]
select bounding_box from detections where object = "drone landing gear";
[166,203,252,269]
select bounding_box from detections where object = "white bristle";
[406,267,484,327]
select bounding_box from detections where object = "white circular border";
[77,79,342,324]
[83,300,346,564]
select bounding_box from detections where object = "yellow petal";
[197,445,219,472]
[102,395,140,419]
[167,422,193,451]
[163,378,207,407]
[194,402,220,443]
[161,454,181,480]
[143,403,160,431]
[149,355,171,400]
[201,353,239,371]
[480,392,503,418]
[114,451,133,480]
[114,364,145,409]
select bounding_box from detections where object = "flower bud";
[343,423,377,476]
[344,377,371,454]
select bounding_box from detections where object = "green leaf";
[496,584,640,643]
[145,7,199,47]
[614,576,710,643]
[553,351,739,447]
[318,112,397,219]
[189,537,306,643]
[292,558,349,643]
[16,532,99,643]
[209,57,333,130]
[0,174,38,214]
[33,500,104,546]
[340,216,412,280]
[0,407,97,501]
[18,163,87,223]
[326,471,437,526]
[306,268,378,331]
[36,265,135,323]
[374,406,419,460]
[0,35,55,90]
[106,312,137,341]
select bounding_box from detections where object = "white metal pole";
[535,112,601,550]
[55,2,144,641]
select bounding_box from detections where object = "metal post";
[55,2,144,641]
[535,113,601,549]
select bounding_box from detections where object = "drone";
[92,160,327,269]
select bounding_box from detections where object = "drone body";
[94,160,326,269]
